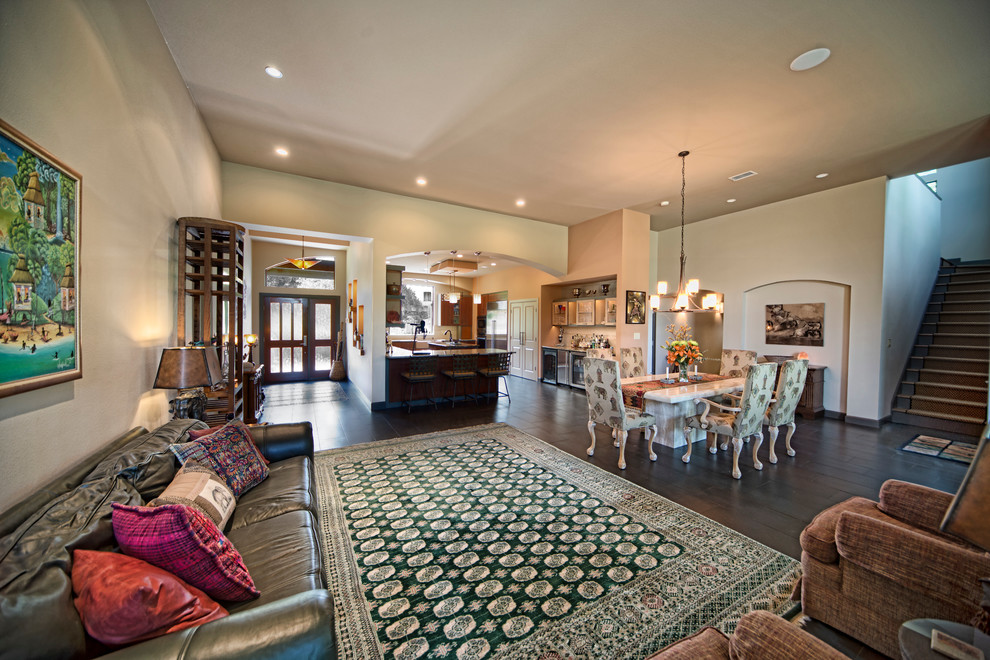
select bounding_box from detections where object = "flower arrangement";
[664,324,703,368]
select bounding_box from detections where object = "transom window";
[265,258,335,290]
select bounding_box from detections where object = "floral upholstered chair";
[762,359,808,463]
[583,357,657,470]
[619,347,646,379]
[681,362,777,479]
[584,347,614,360]
[719,349,757,378]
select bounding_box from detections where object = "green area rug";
[901,434,976,464]
[314,423,801,659]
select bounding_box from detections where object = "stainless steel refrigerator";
[486,301,508,351]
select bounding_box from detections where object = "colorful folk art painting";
[0,119,81,397]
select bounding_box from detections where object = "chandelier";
[651,151,718,312]
[287,235,317,270]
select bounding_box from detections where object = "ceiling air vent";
[728,170,758,182]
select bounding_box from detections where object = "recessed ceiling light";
[491,262,497,266]
[790,48,831,72]
[457,254,463,258]
[416,177,427,186]
[264,66,283,79]
[515,199,525,207]
[727,198,737,203]
[275,147,289,156]
[916,169,938,177]
[660,201,670,207]
[816,172,829,179]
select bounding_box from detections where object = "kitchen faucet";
[444,329,452,341]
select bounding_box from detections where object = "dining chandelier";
[651,151,719,312]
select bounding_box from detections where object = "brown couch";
[0,418,334,659]
[797,479,990,658]
[646,610,845,659]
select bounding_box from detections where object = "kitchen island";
[384,346,512,408]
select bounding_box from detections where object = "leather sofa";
[797,479,990,658]
[0,418,335,659]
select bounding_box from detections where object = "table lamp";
[154,346,223,420]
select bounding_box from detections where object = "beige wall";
[0,0,222,505]
[222,163,570,403]
[658,178,888,421]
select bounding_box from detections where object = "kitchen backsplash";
[557,328,616,349]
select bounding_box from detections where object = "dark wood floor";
[262,376,974,659]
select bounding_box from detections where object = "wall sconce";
[473,293,482,305]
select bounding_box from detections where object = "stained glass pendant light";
[288,235,317,270]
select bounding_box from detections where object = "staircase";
[892,259,989,436]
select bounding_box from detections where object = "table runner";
[622,373,729,409]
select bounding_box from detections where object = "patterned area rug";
[263,381,348,407]
[901,434,977,464]
[314,424,801,659]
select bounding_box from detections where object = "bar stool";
[400,356,438,412]
[441,353,478,406]
[477,352,511,403]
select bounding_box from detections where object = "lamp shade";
[154,347,222,389]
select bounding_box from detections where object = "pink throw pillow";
[71,549,227,645]
[112,502,259,601]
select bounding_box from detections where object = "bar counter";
[384,347,512,407]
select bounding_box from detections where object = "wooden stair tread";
[901,380,987,393]
[892,407,986,423]
[903,394,985,408]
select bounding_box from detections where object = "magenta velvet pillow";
[71,549,227,645]
[171,421,269,497]
[111,502,259,601]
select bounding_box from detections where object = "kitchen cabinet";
[574,300,595,326]
[597,298,617,325]
[440,300,472,330]
[551,301,568,326]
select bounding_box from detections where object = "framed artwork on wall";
[626,290,646,324]
[765,303,824,346]
[0,119,82,398]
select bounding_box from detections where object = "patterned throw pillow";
[150,461,236,528]
[111,502,259,602]
[188,425,269,464]
[71,549,227,645]
[170,421,269,497]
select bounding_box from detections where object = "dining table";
[621,373,746,448]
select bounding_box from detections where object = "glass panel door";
[261,295,338,382]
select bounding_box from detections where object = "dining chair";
[719,349,757,378]
[583,357,657,470]
[762,358,809,463]
[681,361,777,479]
[584,347,614,359]
[619,347,646,379]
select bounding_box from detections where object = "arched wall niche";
[743,280,850,414]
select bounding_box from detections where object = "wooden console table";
[244,364,265,424]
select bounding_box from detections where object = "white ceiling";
[148,0,990,232]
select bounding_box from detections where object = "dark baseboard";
[824,410,845,421]
[370,401,387,411]
[845,415,885,428]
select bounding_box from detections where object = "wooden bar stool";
[441,353,478,407]
[400,356,438,412]
[476,352,511,403]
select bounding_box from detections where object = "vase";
[678,364,690,382]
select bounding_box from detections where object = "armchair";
[681,362,777,479]
[647,610,846,659]
[798,477,990,658]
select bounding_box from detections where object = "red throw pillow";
[71,549,227,645]
[112,502,259,601]
[171,421,269,497]
[189,425,270,465]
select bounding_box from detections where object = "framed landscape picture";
[0,119,82,398]
[626,290,646,324]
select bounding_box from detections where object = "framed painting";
[626,290,646,324]
[0,119,82,398]
[765,303,824,346]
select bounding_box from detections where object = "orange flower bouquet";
[663,324,703,381]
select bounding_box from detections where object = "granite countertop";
[386,347,511,359]
[542,345,599,352]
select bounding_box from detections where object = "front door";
[509,299,539,380]
[262,295,339,382]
